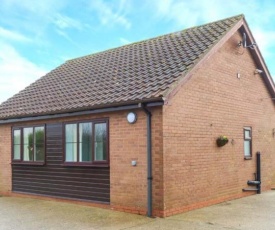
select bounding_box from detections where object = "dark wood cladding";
[12,123,110,203]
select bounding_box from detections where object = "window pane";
[13,130,21,145]
[94,123,107,161]
[79,122,92,162]
[34,127,45,161]
[13,130,21,160]
[14,145,21,160]
[66,143,77,162]
[244,130,251,139]
[66,124,77,142]
[244,140,251,156]
[65,124,77,162]
[23,128,33,161]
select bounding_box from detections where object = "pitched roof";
[0,15,244,120]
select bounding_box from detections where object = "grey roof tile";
[0,14,243,119]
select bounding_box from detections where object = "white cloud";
[150,0,275,30]
[55,29,83,51]
[0,0,68,37]
[0,42,47,103]
[52,14,83,30]
[89,0,131,29]
[150,0,200,27]
[1,0,66,15]
[252,28,275,58]
[150,0,240,28]
[119,37,131,45]
[252,27,275,76]
[0,27,30,42]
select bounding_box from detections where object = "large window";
[244,127,252,158]
[64,120,108,165]
[12,126,45,163]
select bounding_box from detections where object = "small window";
[12,126,45,164]
[13,129,21,160]
[94,123,107,161]
[65,123,78,162]
[64,119,108,166]
[79,122,93,162]
[244,127,252,158]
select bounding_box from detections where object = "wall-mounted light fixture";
[127,112,137,124]
[254,69,263,75]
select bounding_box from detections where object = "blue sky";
[0,0,275,103]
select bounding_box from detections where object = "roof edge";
[163,15,244,102]
[240,18,275,98]
[0,99,164,124]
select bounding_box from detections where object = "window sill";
[244,156,252,160]
[62,162,109,168]
[11,161,45,166]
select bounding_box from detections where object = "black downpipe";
[140,103,153,217]
[256,152,261,194]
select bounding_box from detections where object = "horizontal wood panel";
[13,166,109,175]
[13,177,110,190]
[13,182,109,197]
[13,187,109,203]
[12,122,110,203]
[13,172,110,184]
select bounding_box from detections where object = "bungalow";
[0,14,275,217]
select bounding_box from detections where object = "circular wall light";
[127,112,137,124]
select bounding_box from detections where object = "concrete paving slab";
[0,191,275,229]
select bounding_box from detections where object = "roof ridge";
[186,14,244,31]
[66,14,244,63]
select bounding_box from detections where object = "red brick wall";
[0,124,12,194]
[108,108,163,215]
[109,107,163,215]
[0,107,163,215]
[162,31,275,216]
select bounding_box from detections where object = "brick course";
[0,124,11,195]
[162,31,275,217]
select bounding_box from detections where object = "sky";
[0,0,275,103]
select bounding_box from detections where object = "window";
[244,127,252,158]
[64,120,108,166]
[12,126,45,163]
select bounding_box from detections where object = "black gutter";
[0,101,163,124]
[140,103,153,217]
